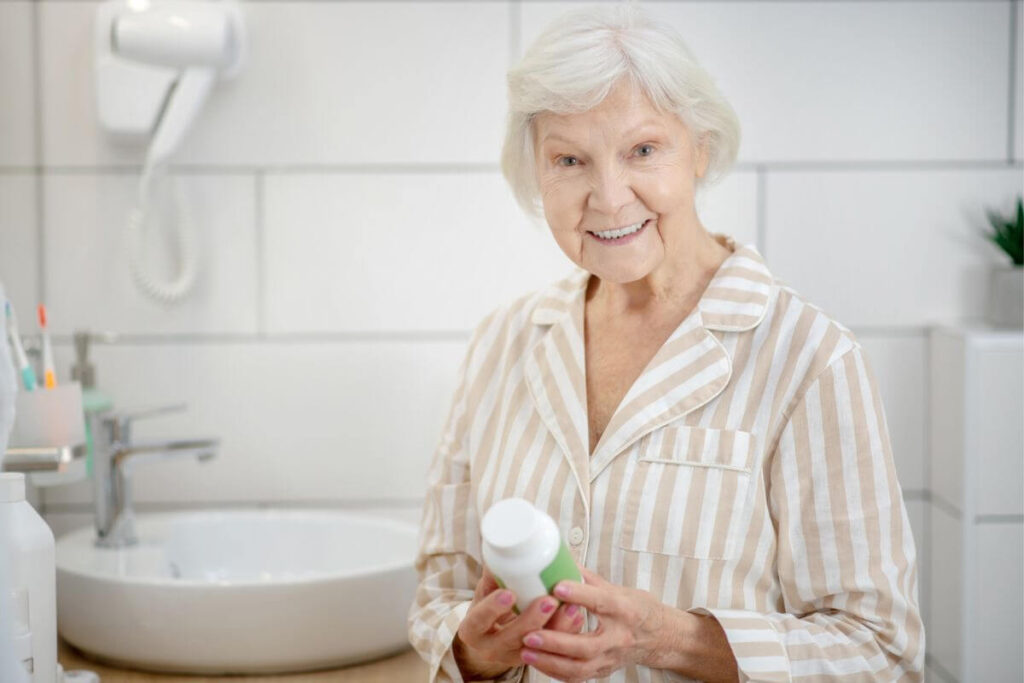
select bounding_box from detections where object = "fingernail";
[565,604,578,617]
[499,591,515,605]
[522,650,537,664]
[524,634,542,648]
[540,599,556,614]
[554,584,571,598]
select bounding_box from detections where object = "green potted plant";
[984,196,1023,327]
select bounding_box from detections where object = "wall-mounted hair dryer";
[94,0,246,303]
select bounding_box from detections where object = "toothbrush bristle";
[38,304,46,327]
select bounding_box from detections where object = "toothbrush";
[5,301,37,391]
[37,304,57,389]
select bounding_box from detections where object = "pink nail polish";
[555,584,570,598]
[499,591,515,605]
[522,651,537,664]
[524,634,542,648]
[540,600,555,614]
[565,604,578,617]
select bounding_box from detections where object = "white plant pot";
[987,264,1023,328]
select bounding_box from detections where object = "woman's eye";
[636,144,655,157]
[557,156,579,167]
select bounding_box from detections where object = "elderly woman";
[408,4,924,682]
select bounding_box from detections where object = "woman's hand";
[517,567,678,682]
[453,567,585,681]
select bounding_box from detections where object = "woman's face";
[532,80,709,284]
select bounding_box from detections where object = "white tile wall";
[43,172,258,335]
[0,1,35,167]
[40,1,511,166]
[0,175,39,325]
[974,522,1024,682]
[928,503,963,678]
[521,1,1011,163]
[263,172,569,333]
[929,330,965,511]
[905,497,929,643]
[696,170,758,250]
[930,328,1024,516]
[857,335,927,492]
[973,341,1024,516]
[43,339,468,505]
[764,169,1024,328]
[903,499,928,631]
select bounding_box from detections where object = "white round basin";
[55,509,419,674]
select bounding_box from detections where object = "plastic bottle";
[71,331,114,478]
[480,498,582,614]
[0,472,57,683]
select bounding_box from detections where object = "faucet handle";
[102,403,188,440]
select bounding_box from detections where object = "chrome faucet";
[90,404,219,548]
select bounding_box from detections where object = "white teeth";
[592,220,646,240]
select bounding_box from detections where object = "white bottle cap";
[0,472,26,503]
[481,498,539,557]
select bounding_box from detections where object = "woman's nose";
[587,166,636,216]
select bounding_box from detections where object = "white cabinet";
[928,324,1023,682]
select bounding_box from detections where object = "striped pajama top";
[408,233,925,682]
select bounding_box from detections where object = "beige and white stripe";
[408,234,924,682]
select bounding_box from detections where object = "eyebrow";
[540,120,666,147]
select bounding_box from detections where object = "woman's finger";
[578,566,608,586]
[545,601,585,633]
[474,568,501,602]
[495,610,517,627]
[521,627,603,660]
[461,589,518,643]
[493,594,561,648]
[553,577,620,616]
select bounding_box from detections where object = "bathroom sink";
[55,509,419,674]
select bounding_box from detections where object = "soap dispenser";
[0,472,56,683]
[70,331,114,476]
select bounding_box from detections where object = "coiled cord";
[125,162,198,304]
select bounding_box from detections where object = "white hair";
[501,1,741,219]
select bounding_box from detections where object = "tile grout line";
[255,170,266,337]
[31,0,44,310]
[974,513,1024,523]
[1009,0,1019,162]
[2,159,1023,175]
[43,498,427,514]
[46,331,474,344]
[30,0,47,516]
[930,491,962,520]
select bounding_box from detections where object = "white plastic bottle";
[0,472,57,683]
[480,498,582,615]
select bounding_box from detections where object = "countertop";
[58,638,428,682]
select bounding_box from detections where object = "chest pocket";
[616,426,758,561]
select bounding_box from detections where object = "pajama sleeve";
[407,313,526,683]
[687,345,925,682]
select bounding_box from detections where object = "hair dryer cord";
[125,162,198,304]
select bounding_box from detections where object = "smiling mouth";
[587,219,652,241]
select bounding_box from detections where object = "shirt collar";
[529,233,774,332]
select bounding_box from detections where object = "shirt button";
[568,526,584,546]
